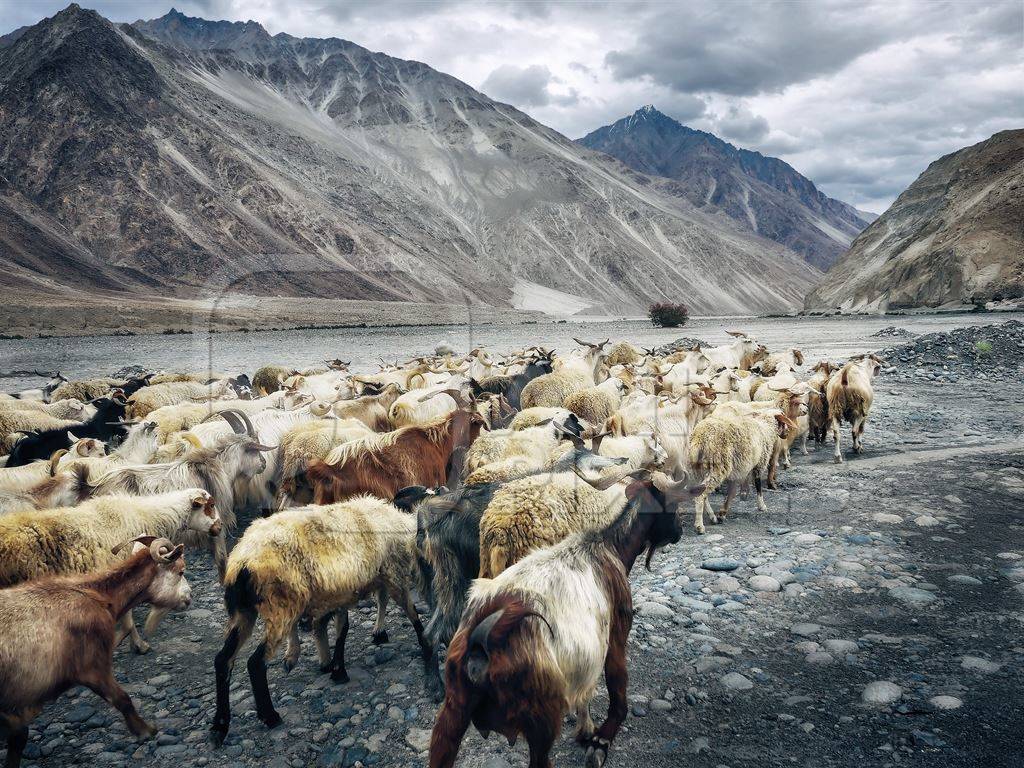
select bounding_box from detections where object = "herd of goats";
[0,333,885,768]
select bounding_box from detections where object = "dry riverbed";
[6,321,1024,768]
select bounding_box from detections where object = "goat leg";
[372,587,390,645]
[247,639,282,729]
[427,693,472,768]
[584,601,631,768]
[753,469,768,513]
[282,624,301,673]
[143,606,170,639]
[211,615,254,746]
[329,609,350,683]
[397,588,443,702]
[115,613,150,655]
[83,671,155,740]
[831,417,843,463]
[314,614,333,671]
[4,725,28,768]
[716,481,737,523]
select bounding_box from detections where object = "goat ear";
[466,609,506,685]
[393,485,431,511]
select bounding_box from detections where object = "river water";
[1,312,1020,392]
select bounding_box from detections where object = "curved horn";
[215,408,257,437]
[48,448,68,476]
[149,537,184,564]
[111,534,157,556]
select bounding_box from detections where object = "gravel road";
[5,318,1023,768]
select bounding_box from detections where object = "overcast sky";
[3,1,1021,212]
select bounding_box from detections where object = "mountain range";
[0,4,835,321]
[578,106,873,271]
[805,129,1024,312]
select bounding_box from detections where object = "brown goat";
[0,537,191,768]
[429,480,698,768]
[308,409,484,504]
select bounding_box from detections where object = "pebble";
[702,558,741,572]
[636,601,674,619]
[873,513,904,524]
[889,586,938,606]
[948,574,983,586]
[862,681,903,705]
[930,695,964,710]
[719,672,753,691]
[823,639,859,655]
[405,728,432,753]
[790,623,822,637]
[748,575,782,592]
[794,533,822,545]
[960,656,1001,673]
[914,515,940,527]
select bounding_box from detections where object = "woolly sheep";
[688,407,795,534]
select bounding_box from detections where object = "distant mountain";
[578,106,872,270]
[805,130,1024,312]
[0,5,820,317]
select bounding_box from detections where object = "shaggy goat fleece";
[478,473,618,578]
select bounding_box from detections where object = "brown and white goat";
[429,478,700,768]
[826,354,884,462]
[0,537,190,768]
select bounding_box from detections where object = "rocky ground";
[6,330,1024,768]
[879,318,1024,384]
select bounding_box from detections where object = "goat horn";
[213,408,257,438]
[469,609,505,655]
[111,534,158,556]
[149,538,183,564]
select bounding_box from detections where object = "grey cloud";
[481,64,577,108]
[714,105,769,143]
[605,1,896,96]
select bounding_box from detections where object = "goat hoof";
[425,679,445,703]
[209,725,228,748]
[133,640,152,655]
[260,711,283,730]
[694,526,705,535]
[134,722,157,740]
[371,630,390,646]
[283,658,296,674]
[584,737,609,768]
[833,455,843,464]
[319,663,333,674]
[330,669,350,684]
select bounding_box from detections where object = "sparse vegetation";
[648,302,689,328]
[975,340,993,356]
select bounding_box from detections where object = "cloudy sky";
[3,1,1021,212]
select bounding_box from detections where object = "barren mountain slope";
[805,130,1024,312]
[579,106,871,270]
[0,5,820,316]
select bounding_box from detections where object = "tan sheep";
[252,365,296,396]
[50,378,124,403]
[688,408,795,534]
[563,377,626,427]
[604,341,643,366]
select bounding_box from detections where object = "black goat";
[5,396,130,467]
[469,358,552,410]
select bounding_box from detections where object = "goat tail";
[223,565,259,616]
[840,367,849,386]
